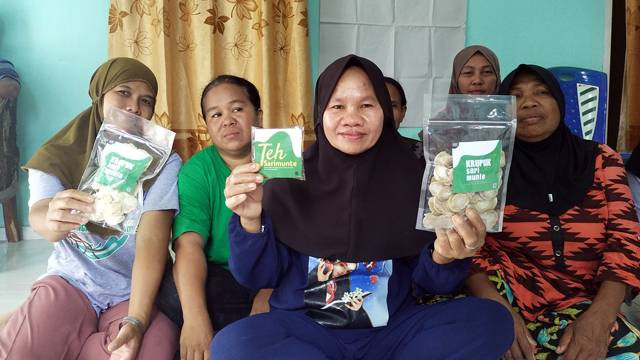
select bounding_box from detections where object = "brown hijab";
[449,45,501,94]
[24,57,158,189]
[263,55,433,262]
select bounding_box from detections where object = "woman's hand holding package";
[433,208,486,264]
[44,189,94,233]
[224,163,264,232]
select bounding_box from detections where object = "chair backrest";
[549,66,607,144]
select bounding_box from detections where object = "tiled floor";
[0,240,52,312]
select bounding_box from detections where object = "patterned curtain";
[108,0,313,160]
[619,0,640,152]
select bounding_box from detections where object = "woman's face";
[323,67,384,155]
[203,83,262,157]
[385,82,406,129]
[102,80,155,120]
[509,72,562,142]
[457,53,497,95]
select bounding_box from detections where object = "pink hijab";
[448,45,501,94]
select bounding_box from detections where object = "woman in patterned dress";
[467,64,640,360]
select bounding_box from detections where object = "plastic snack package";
[252,126,305,180]
[77,107,175,232]
[416,95,517,233]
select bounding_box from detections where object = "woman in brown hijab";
[0,58,179,360]
[417,45,502,142]
[210,55,513,359]
[449,45,501,95]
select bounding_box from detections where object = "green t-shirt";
[173,146,232,265]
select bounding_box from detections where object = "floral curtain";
[108,0,313,160]
[618,0,640,152]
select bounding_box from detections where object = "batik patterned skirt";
[418,270,640,359]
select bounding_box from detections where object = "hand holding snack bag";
[417,94,517,233]
[77,107,175,232]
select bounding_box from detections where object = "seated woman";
[156,75,271,360]
[211,54,513,359]
[0,57,180,359]
[418,44,502,142]
[467,64,640,360]
[383,77,407,128]
[449,45,501,95]
[384,76,422,156]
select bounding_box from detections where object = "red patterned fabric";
[473,144,640,321]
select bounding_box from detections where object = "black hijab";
[263,55,431,262]
[501,64,598,216]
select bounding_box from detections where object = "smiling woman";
[322,66,384,155]
[211,54,514,360]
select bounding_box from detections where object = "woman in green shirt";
[157,75,270,360]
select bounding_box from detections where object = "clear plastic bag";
[416,95,517,233]
[252,126,305,180]
[77,107,175,232]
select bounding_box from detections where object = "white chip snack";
[434,151,453,167]
[422,150,505,230]
[122,192,138,213]
[88,143,153,227]
[77,107,176,232]
[479,210,499,229]
[90,185,139,226]
[417,94,517,233]
[433,164,453,184]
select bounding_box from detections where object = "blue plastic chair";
[549,67,608,144]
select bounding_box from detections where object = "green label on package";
[252,128,303,179]
[452,140,501,193]
[95,152,152,193]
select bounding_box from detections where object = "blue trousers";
[211,297,513,360]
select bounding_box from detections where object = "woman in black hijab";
[210,55,513,359]
[467,64,640,360]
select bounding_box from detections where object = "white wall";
[319,0,467,128]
